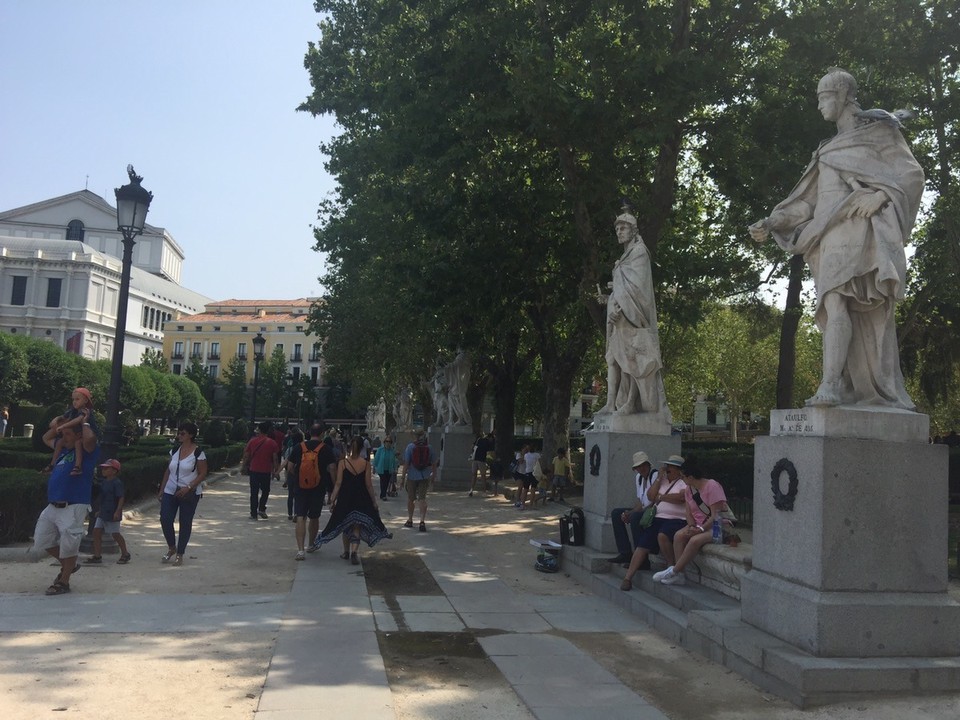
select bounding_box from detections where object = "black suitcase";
[559,507,585,546]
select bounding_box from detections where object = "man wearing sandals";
[33,420,99,595]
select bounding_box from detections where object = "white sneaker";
[660,568,686,585]
[652,566,674,581]
[295,550,305,561]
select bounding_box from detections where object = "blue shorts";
[654,518,687,542]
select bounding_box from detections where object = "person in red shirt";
[243,422,279,519]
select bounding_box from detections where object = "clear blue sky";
[0,2,337,301]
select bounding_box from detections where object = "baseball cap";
[99,459,121,471]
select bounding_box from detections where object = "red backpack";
[410,442,431,471]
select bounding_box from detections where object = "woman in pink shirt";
[652,458,729,585]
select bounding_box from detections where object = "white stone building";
[0,190,211,363]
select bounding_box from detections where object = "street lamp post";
[249,333,266,432]
[102,166,153,460]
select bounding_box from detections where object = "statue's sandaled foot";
[805,382,841,407]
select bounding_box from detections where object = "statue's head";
[614,213,638,246]
[817,68,858,121]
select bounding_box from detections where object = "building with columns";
[0,190,211,363]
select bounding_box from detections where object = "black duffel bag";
[559,507,585,546]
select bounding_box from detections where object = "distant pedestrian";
[282,428,304,521]
[403,429,436,531]
[549,447,573,504]
[243,422,279,519]
[312,435,392,563]
[159,422,207,566]
[468,432,494,497]
[0,405,8,438]
[373,437,398,500]
[84,459,130,565]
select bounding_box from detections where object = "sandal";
[161,550,176,563]
[45,581,70,596]
[84,556,102,564]
[620,578,632,592]
[117,554,131,564]
[173,555,184,566]
[339,551,350,560]
[69,466,83,476]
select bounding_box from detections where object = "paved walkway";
[4,471,957,719]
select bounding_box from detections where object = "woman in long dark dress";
[312,435,392,564]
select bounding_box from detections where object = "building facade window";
[10,276,27,306]
[173,341,184,359]
[292,367,301,380]
[208,365,218,379]
[292,343,302,361]
[172,363,182,375]
[45,278,62,308]
[66,220,85,241]
[209,342,220,359]
[310,366,319,385]
[191,342,202,358]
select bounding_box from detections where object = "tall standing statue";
[393,387,413,431]
[749,68,924,409]
[596,205,671,420]
[445,350,471,426]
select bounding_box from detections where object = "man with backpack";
[285,424,337,560]
[403,429,436,532]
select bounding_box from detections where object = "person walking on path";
[84,459,130,565]
[312,436,392,564]
[468,432,494,497]
[373,436,399,501]
[32,421,99,595]
[403,429,437,531]
[287,424,337,561]
[282,427,304,521]
[243,422,279,520]
[158,422,207,567]
[549,447,574,504]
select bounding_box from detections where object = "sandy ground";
[1,473,959,719]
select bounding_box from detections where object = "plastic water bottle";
[712,518,722,544]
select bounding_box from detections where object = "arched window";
[66,220,85,241]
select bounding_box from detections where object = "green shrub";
[0,470,49,545]
[230,418,250,442]
[204,419,228,448]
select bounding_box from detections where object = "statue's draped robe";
[605,238,669,417]
[768,119,924,408]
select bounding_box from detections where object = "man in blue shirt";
[33,421,99,595]
[403,429,437,532]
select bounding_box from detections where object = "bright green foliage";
[219,355,249,420]
[140,348,168,372]
[0,335,28,406]
[184,357,214,403]
[145,369,182,421]
[258,346,288,417]
[169,374,210,423]
[119,365,156,417]
[7,336,74,406]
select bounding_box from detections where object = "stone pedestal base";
[435,426,473,488]
[741,410,960,657]
[581,428,679,553]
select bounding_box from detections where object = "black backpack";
[559,507,585,546]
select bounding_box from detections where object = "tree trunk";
[776,255,805,408]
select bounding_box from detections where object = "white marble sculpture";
[429,365,451,427]
[595,206,671,420]
[749,68,923,409]
[393,387,413,431]
[445,350,471,426]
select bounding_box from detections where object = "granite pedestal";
[582,416,678,553]
[431,425,472,488]
[741,406,960,660]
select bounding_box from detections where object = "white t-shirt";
[636,469,658,508]
[163,447,207,496]
[514,452,526,473]
[524,452,540,475]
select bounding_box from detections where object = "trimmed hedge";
[0,442,245,545]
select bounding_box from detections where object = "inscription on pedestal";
[778,411,816,434]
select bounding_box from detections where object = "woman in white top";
[157,422,207,566]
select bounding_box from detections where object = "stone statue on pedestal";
[750,68,924,409]
[595,205,671,421]
[393,387,413,431]
[445,350,471,426]
[429,364,451,427]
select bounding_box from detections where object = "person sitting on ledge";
[620,455,687,591]
[605,451,659,565]
[652,458,730,586]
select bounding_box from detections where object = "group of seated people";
[608,452,731,590]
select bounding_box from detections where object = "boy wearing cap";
[84,459,130,565]
[606,450,659,564]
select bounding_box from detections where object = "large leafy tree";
[219,356,249,420]
[0,335,28,407]
[10,336,77,406]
